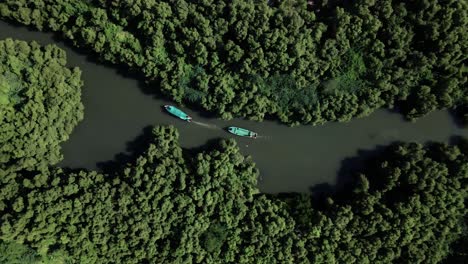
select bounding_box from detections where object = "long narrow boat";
[164,105,192,122]
[227,127,258,138]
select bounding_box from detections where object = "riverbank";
[1,20,466,193]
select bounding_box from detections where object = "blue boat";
[164,105,192,122]
[227,127,258,138]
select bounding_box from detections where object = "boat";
[164,105,192,122]
[227,126,258,138]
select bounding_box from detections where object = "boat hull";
[227,127,257,138]
[164,105,192,122]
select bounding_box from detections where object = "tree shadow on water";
[308,183,335,199]
[307,144,395,202]
[450,135,468,152]
[336,144,392,189]
[183,138,225,161]
[448,107,468,129]
[96,126,155,174]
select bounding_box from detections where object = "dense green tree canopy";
[0,39,83,170]
[0,0,465,125]
[0,0,467,263]
[0,240,68,264]
[298,140,468,263]
[1,126,466,263]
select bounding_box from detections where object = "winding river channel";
[1,20,466,193]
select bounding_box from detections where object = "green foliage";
[322,50,367,94]
[0,240,38,264]
[0,125,466,263]
[0,39,84,170]
[202,223,229,253]
[179,65,208,103]
[301,141,468,263]
[1,0,465,124]
[442,216,468,264]
[0,71,22,106]
[0,0,467,262]
[0,240,68,264]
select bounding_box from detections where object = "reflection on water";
[1,20,466,193]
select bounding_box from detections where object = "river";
[1,20,466,193]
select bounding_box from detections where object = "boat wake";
[191,121,220,130]
[256,135,272,140]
